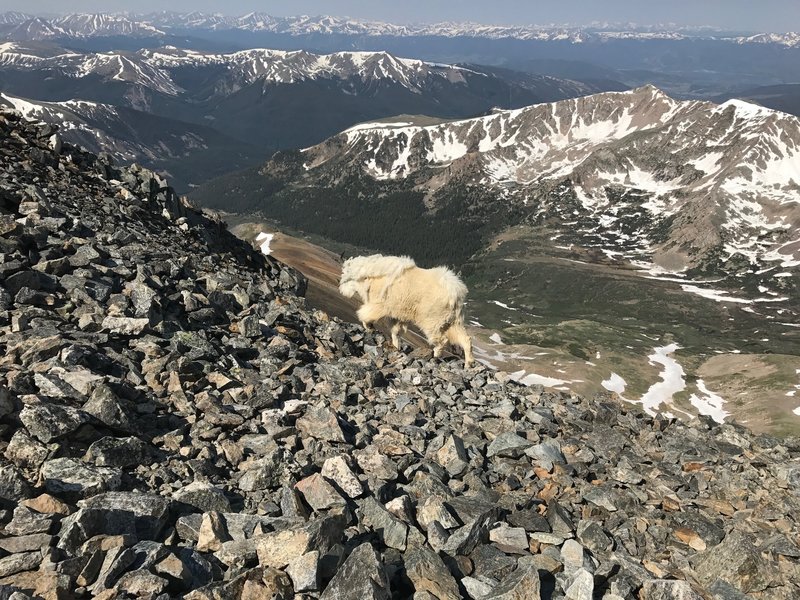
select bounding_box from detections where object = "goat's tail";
[430,267,468,313]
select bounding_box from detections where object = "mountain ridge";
[3,11,798,46]
[293,85,800,277]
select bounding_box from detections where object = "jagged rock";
[101,315,150,335]
[0,552,42,578]
[5,505,53,535]
[576,520,613,553]
[0,533,53,553]
[507,509,550,534]
[82,384,135,431]
[640,579,704,599]
[5,430,49,469]
[297,406,347,442]
[405,544,461,600]
[321,455,364,498]
[18,403,89,443]
[489,525,529,553]
[385,494,415,523]
[706,579,751,599]
[85,436,149,467]
[565,568,594,600]
[561,539,587,574]
[443,506,502,556]
[22,493,71,516]
[526,440,566,469]
[435,434,470,476]
[692,531,774,593]
[0,571,73,600]
[0,385,14,418]
[41,458,122,497]
[462,576,495,599]
[114,569,169,596]
[319,543,390,600]
[484,559,541,599]
[286,551,320,593]
[427,520,450,552]
[355,449,398,481]
[546,502,575,537]
[184,566,292,600]
[0,465,31,503]
[256,515,346,569]
[295,473,347,511]
[196,511,230,552]
[360,497,409,550]
[280,486,311,521]
[238,451,289,492]
[487,432,532,459]
[58,492,171,553]
[174,482,232,513]
[154,552,193,588]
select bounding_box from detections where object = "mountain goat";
[339,254,473,367]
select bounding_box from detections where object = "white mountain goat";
[339,254,473,367]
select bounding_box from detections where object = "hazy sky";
[11,1,800,33]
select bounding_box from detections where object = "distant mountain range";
[191,86,799,297]
[3,11,798,106]
[0,41,617,188]
[1,12,798,46]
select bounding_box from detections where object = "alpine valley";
[193,86,800,435]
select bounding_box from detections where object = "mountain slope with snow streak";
[300,86,800,274]
[0,43,501,99]
[0,43,181,96]
[53,14,165,38]
[0,92,260,189]
[142,47,482,90]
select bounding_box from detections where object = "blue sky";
[11,1,800,33]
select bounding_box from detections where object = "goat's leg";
[446,323,474,367]
[356,303,383,331]
[389,320,406,349]
[427,330,448,359]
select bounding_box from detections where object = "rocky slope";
[0,92,262,191]
[1,109,799,599]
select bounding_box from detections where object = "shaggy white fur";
[339,254,473,366]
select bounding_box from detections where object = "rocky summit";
[0,107,799,600]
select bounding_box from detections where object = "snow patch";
[256,231,274,256]
[639,344,686,415]
[680,284,754,304]
[688,379,730,423]
[491,300,518,311]
[509,369,570,390]
[601,373,627,395]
